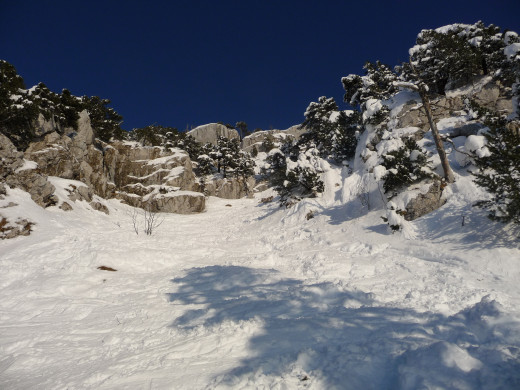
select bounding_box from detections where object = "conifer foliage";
[300,96,362,162]
[401,22,519,94]
[264,144,324,206]
[473,122,520,223]
[381,138,433,197]
[0,60,125,148]
[469,102,520,224]
[342,61,397,109]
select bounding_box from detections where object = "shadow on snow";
[167,266,520,389]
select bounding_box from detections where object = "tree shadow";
[167,266,520,389]
[319,202,369,225]
[416,201,520,250]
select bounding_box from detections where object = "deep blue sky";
[1,1,519,132]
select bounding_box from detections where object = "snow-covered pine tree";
[0,60,39,149]
[381,137,433,197]
[234,151,255,180]
[81,96,125,142]
[331,110,362,162]
[196,154,214,176]
[299,96,338,153]
[59,89,82,129]
[261,134,276,152]
[342,61,397,109]
[129,124,163,146]
[473,121,520,224]
[468,101,520,224]
[264,145,324,207]
[401,22,518,94]
[211,136,241,178]
[299,96,362,162]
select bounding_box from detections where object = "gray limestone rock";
[90,201,109,214]
[60,202,73,211]
[0,133,24,178]
[187,123,239,146]
[5,170,57,208]
[405,181,446,221]
[241,125,306,152]
[204,176,255,199]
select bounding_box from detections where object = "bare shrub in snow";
[143,207,164,236]
[130,207,164,236]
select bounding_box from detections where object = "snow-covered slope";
[1,166,519,389]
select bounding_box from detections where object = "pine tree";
[0,60,38,149]
[81,95,124,142]
[59,89,81,129]
[211,136,241,178]
[332,110,362,162]
[234,151,255,179]
[264,146,324,206]
[196,154,214,176]
[471,108,520,223]
[261,134,276,152]
[401,22,516,94]
[235,121,248,139]
[300,96,338,153]
[300,97,362,162]
[381,138,433,197]
[342,61,397,109]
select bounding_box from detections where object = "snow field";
[1,168,520,389]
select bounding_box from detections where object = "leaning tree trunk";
[417,85,455,183]
[403,59,455,184]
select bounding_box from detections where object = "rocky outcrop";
[1,133,24,177]
[397,78,513,132]
[187,123,239,146]
[119,191,205,214]
[33,113,63,138]
[5,170,58,208]
[203,176,255,199]
[23,111,113,198]
[109,142,203,213]
[241,125,306,152]
[90,201,109,214]
[3,115,262,214]
[1,133,57,208]
[405,181,446,221]
[0,215,34,240]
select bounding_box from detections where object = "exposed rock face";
[65,183,93,203]
[1,133,57,208]
[108,142,204,213]
[90,201,109,214]
[203,176,255,199]
[405,181,446,221]
[120,191,205,214]
[187,123,239,146]
[1,133,24,177]
[397,78,513,132]
[3,117,259,214]
[241,125,306,152]
[34,113,63,138]
[70,111,96,159]
[5,169,57,208]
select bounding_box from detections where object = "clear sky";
[1,0,519,132]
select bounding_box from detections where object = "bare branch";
[393,81,419,91]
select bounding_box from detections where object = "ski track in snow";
[0,178,520,389]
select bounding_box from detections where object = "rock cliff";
[187,123,239,146]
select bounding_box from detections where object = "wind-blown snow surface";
[1,171,520,389]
